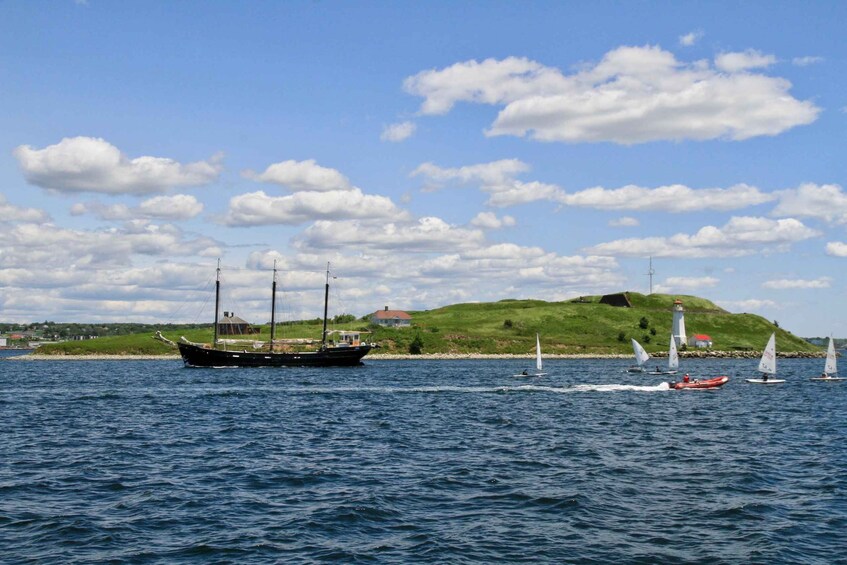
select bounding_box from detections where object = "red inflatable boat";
[671,376,729,390]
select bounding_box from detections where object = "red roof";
[373,310,411,320]
[691,334,711,340]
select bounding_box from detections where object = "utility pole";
[647,257,655,295]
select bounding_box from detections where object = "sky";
[0,0,845,337]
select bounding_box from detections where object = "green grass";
[35,292,819,356]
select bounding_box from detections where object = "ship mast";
[270,260,277,349]
[321,262,330,350]
[213,258,221,347]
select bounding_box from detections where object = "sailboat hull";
[178,342,372,368]
[810,376,845,381]
[745,379,785,384]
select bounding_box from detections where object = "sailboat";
[648,335,679,375]
[514,334,547,377]
[627,338,650,373]
[811,337,844,381]
[169,262,373,368]
[746,332,785,384]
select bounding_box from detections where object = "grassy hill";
[34,292,818,356]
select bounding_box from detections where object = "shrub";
[503,319,513,329]
[650,328,656,335]
[643,334,651,344]
[409,334,424,355]
[617,331,626,342]
[639,317,649,329]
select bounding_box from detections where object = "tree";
[409,334,424,355]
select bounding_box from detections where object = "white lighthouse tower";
[672,299,687,348]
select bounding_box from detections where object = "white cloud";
[74,194,204,221]
[718,298,779,312]
[242,159,352,192]
[380,121,417,142]
[13,136,222,194]
[296,217,486,253]
[0,221,221,269]
[561,183,774,212]
[762,277,832,289]
[679,31,703,47]
[0,194,51,223]
[609,216,639,227]
[714,49,776,72]
[224,188,405,226]
[655,276,720,293]
[470,211,516,229]
[585,216,820,258]
[772,183,847,224]
[825,242,847,257]
[412,159,564,207]
[404,46,818,144]
[792,56,823,67]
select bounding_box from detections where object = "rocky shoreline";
[7,350,826,361]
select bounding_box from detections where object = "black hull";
[177,342,371,368]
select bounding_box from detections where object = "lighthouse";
[672,299,687,348]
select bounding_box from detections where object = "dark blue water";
[2,356,846,563]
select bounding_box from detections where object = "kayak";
[671,376,729,390]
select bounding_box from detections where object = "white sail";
[825,337,838,375]
[758,333,777,375]
[631,338,650,367]
[668,335,679,371]
[536,334,543,371]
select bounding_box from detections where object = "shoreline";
[7,351,825,361]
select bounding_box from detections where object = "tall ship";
[165,262,373,368]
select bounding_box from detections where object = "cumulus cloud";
[0,221,221,269]
[73,194,204,221]
[679,31,703,46]
[414,160,773,212]
[403,46,819,144]
[714,49,776,72]
[470,211,516,229]
[718,298,779,312]
[224,188,406,226]
[655,276,720,293]
[584,216,820,258]
[561,183,774,212]
[762,277,832,289]
[825,242,847,257]
[296,217,486,253]
[609,216,639,227]
[412,159,564,207]
[380,121,417,142]
[242,159,352,192]
[13,137,222,194]
[772,183,847,224]
[0,194,51,223]
[792,56,823,67]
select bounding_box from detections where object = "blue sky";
[1,1,845,338]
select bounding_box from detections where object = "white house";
[371,307,412,327]
[688,334,713,348]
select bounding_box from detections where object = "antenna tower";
[647,257,655,294]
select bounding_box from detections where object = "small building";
[688,334,713,348]
[218,312,256,335]
[599,292,632,308]
[371,307,412,328]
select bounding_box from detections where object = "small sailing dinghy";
[627,338,650,373]
[648,335,679,375]
[746,333,785,384]
[811,337,844,381]
[514,334,548,377]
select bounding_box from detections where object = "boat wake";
[271,383,672,395]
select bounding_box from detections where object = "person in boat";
[822,372,828,379]
[683,373,690,383]
[521,370,528,375]
[762,372,769,382]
